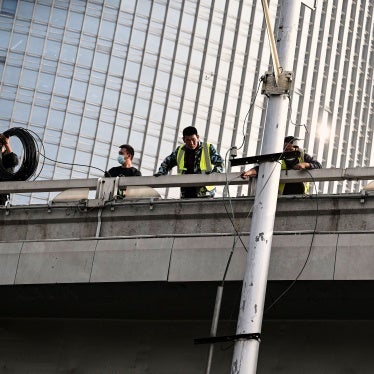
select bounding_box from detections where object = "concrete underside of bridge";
[1,194,374,372]
[1,280,374,320]
[0,317,372,374]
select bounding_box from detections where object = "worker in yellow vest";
[155,126,224,198]
[240,136,321,195]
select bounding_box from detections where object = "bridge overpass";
[1,169,374,373]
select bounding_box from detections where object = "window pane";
[34,4,51,23]
[2,0,18,15]
[77,47,94,67]
[10,33,27,53]
[28,36,45,55]
[55,76,71,96]
[13,102,31,122]
[20,69,38,89]
[31,106,48,126]
[45,39,61,59]
[71,80,88,100]
[3,65,21,85]
[60,44,78,63]
[51,8,68,27]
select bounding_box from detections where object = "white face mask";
[117,155,125,165]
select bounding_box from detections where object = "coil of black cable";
[0,127,39,181]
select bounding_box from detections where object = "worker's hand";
[0,134,11,152]
[293,162,310,170]
[0,134,9,146]
[240,168,257,179]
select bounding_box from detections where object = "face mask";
[117,155,125,165]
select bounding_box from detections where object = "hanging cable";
[264,169,319,313]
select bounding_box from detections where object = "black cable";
[1,128,106,185]
[264,168,319,313]
[40,153,106,175]
[0,127,39,181]
[26,129,106,176]
[236,77,264,152]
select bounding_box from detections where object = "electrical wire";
[220,140,321,315]
[287,95,309,134]
[40,153,106,175]
[25,129,106,176]
[202,82,265,355]
[217,76,265,255]
[0,127,106,185]
[264,168,319,313]
[236,76,264,152]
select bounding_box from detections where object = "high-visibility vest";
[176,143,215,192]
[278,150,310,194]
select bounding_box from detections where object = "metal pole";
[205,285,223,374]
[231,1,302,373]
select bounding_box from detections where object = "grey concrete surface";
[0,232,373,285]
[91,238,173,282]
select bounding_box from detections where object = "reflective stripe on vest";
[278,150,310,194]
[176,143,214,191]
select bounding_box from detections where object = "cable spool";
[0,127,39,181]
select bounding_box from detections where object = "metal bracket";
[194,333,261,345]
[261,71,293,95]
[360,189,367,204]
[4,200,10,216]
[230,150,300,167]
[91,177,121,207]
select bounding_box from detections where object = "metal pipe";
[261,0,282,83]
[1,167,374,193]
[231,1,303,372]
[95,208,103,238]
[205,285,223,374]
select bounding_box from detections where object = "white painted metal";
[1,168,374,194]
[231,1,304,372]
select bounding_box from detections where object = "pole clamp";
[194,333,261,345]
[261,71,293,95]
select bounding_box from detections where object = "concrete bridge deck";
[1,171,374,373]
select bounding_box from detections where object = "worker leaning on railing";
[154,126,224,198]
[241,136,322,195]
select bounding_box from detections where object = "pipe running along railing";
[0,167,374,195]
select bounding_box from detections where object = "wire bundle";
[0,127,39,181]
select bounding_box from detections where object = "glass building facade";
[0,0,373,203]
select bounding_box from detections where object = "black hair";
[119,144,135,160]
[182,126,198,137]
[284,136,296,144]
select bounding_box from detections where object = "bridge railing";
[0,167,374,196]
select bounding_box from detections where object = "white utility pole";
[230,1,310,373]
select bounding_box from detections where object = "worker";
[241,135,322,195]
[155,126,224,198]
[0,133,19,205]
[105,144,141,197]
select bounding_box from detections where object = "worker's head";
[283,136,297,152]
[119,144,135,160]
[182,126,199,150]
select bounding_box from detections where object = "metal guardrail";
[0,167,374,194]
